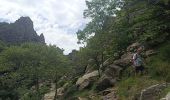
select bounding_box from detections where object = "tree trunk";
[53,73,58,100]
[94,55,101,77]
[35,76,40,100]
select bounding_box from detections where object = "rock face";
[135,83,170,100]
[97,64,122,91]
[0,17,45,44]
[114,52,134,68]
[85,59,98,74]
[76,70,99,90]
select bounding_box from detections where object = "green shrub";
[148,42,170,82]
[117,77,160,100]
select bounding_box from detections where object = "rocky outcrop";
[85,59,98,74]
[145,49,157,57]
[127,42,141,52]
[102,91,117,100]
[76,70,99,90]
[114,52,133,68]
[97,64,122,91]
[0,17,45,44]
[134,83,170,100]
[161,92,170,100]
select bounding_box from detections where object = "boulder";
[57,87,65,96]
[99,58,114,74]
[97,64,122,91]
[102,90,118,100]
[166,92,170,100]
[76,71,99,90]
[78,97,89,100]
[96,74,116,91]
[85,59,97,74]
[114,52,133,67]
[145,50,157,57]
[127,42,141,52]
[137,83,169,100]
[85,64,97,74]
[160,92,170,100]
[105,64,122,78]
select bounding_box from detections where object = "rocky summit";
[0,17,45,44]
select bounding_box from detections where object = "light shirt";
[133,53,143,66]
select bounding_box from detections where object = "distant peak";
[15,16,33,26]
[16,16,32,22]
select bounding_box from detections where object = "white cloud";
[0,0,88,54]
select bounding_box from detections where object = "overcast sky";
[0,0,88,54]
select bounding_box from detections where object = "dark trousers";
[135,65,144,74]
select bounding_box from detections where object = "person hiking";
[132,47,145,75]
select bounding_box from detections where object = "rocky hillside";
[51,0,170,100]
[0,17,45,44]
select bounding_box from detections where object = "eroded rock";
[97,63,122,91]
[114,52,133,67]
[76,70,99,90]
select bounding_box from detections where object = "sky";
[0,0,89,54]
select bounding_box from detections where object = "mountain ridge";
[0,17,45,44]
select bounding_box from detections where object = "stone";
[76,70,99,90]
[99,58,115,73]
[97,64,122,91]
[138,83,169,100]
[145,50,157,57]
[166,92,170,100]
[114,52,133,67]
[127,42,141,52]
[57,87,65,96]
[85,59,97,74]
[102,91,118,100]
[96,74,116,91]
[78,97,89,100]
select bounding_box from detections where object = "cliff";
[0,17,45,44]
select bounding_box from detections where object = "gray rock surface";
[138,83,169,100]
[76,70,99,90]
[114,52,133,67]
[96,64,122,91]
[0,17,45,44]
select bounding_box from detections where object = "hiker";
[132,47,145,75]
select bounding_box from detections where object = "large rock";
[166,92,170,100]
[85,59,97,74]
[76,70,99,90]
[135,83,170,100]
[102,92,117,100]
[145,49,157,57]
[0,17,45,44]
[96,74,116,91]
[127,42,141,52]
[114,52,133,67]
[99,58,115,73]
[96,64,122,91]
[161,92,170,100]
[57,87,65,96]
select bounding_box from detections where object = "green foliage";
[148,42,170,82]
[0,43,72,99]
[117,77,160,100]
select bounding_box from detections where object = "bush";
[148,42,170,82]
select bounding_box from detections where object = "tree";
[0,43,72,100]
